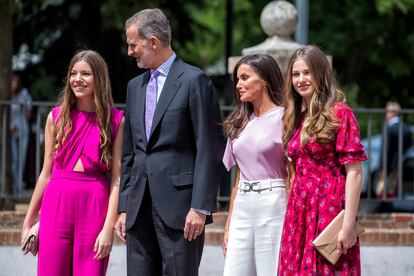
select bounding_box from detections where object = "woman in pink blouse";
[222,54,286,276]
[21,50,124,276]
[278,45,367,275]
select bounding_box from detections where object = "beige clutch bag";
[21,222,39,256]
[311,210,364,265]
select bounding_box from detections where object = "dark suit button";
[143,173,147,178]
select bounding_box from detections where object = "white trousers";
[223,179,286,276]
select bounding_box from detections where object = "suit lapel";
[138,71,150,144]
[149,58,184,140]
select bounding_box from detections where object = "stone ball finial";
[231,0,306,74]
[260,0,298,37]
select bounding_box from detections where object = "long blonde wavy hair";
[223,54,284,139]
[53,50,114,168]
[282,45,345,147]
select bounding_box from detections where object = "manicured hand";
[20,226,31,248]
[337,227,357,255]
[222,226,229,256]
[183,209,206,241]
[114,213,127,243]
[94,228,114,259]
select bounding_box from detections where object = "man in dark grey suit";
[115,8,225,276]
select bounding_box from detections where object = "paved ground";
[1,245,414,275]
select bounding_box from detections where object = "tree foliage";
[10,0,207,102]
[181,0,270,73]
[309,0,414,108]
[6,0,414,108]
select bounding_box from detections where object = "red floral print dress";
[278,103,367,275]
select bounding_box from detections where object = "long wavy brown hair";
[282,45,345,147]
[223,54,284,139]
[53,50,114,168]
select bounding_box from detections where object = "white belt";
[238,179,285,192]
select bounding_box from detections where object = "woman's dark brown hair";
[223,54,284,140]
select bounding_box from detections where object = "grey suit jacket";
[119,57,225,230]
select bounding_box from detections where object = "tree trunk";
[0,7,12,101]
[0,6,13,207]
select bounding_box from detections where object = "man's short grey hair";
[125,8,172,47]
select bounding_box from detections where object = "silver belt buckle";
[243,181,259,192]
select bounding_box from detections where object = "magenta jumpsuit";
[37,106,123,276]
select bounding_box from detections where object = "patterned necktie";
[145,70,160,140]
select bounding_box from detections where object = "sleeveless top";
[51,106,123,173]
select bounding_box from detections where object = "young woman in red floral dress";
[278,45,367,275]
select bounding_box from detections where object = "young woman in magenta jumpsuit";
[21,50,124,276]
[278,45,367,275]
[222,54,287,276]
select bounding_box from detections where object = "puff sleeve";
[223,138,236,171]
[335,103,368,165]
